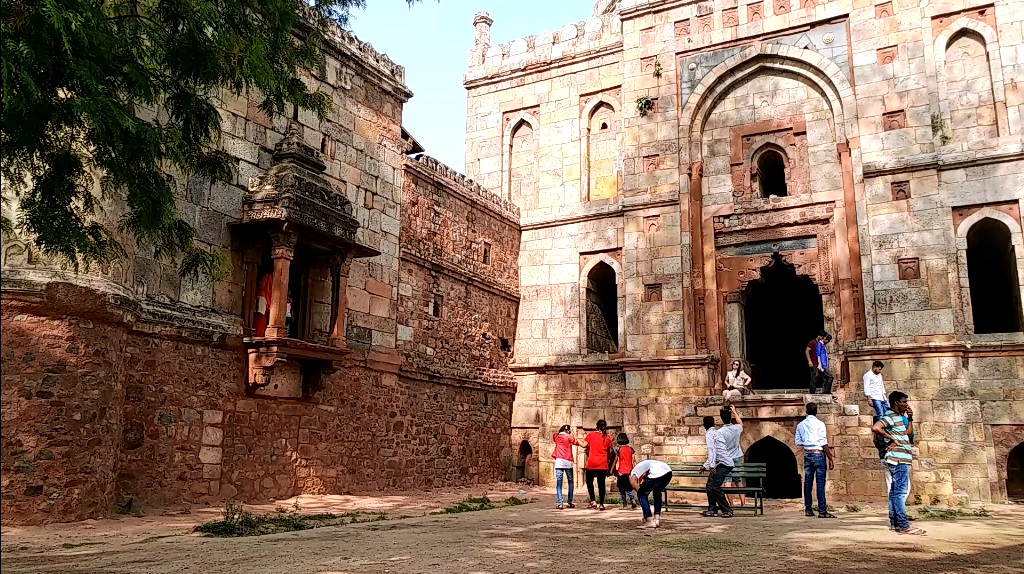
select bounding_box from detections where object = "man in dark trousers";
[806,331,834,394]
[699,415,734,518]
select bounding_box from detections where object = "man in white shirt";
[863,360,887,423]
[700,415,734,518]
[717,405,745,507]
[794,402,835,518]
[629,459,674,529]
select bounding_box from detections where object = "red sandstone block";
[235,399,257,412]
[365,278,392,298]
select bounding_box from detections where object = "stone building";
[0,26,520,524]
[465,0,1024,502]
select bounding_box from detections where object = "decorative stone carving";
[674,20,690,37]
[640,56,657,74]
[748,3,764,22]
[644,215,661,233]
[642,155,661,172]
[875,2,894,19]
[723,8,738,28]
[802,0,818,8]
[898,258,921,280]
[774,0,791,15]
[640,27,655,44]
[877,46,898,65]
[644,284,663,302]
[891,181,911,201]
[698,14,713,34]
[822,32,834,45]
[882,110,907,131]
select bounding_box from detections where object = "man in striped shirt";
[872,391,924,535]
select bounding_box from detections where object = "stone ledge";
[861,144,1024,178]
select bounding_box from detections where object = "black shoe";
[805,510,815,517]
[720,512,734,518]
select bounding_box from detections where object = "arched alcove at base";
[745,436,802,499]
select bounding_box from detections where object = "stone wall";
[1,21,517,525]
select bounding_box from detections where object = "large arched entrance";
[967,218,1023,334]
[744,254,824,389]
[745,436,801,499]
[1008,443,1024,501]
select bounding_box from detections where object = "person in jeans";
[699,416,734,518]
[629,458,673,529]
[795,402,835,518]
[813,333,834,394]
[583,419,614,510]
[863,360,888,423]
[717,405,746,508]
[872,391,925,535]
[551,424,580,509]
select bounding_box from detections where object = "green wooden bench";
[661,462,767,515]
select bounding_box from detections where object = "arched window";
[508,119,537,209]
[585,262,618,353]
[587,102,618,201]
[756,149,788,197]
[966,218,1023,334]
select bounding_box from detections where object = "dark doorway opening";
[967,218,1023,334]
[757,149,788,197]
[586,262,618,353]
[744,254,823,389]
[1008,443,1024,501]
[513,440,533,482]
[745,436,802,499]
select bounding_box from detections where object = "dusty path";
[3,493,1022,574]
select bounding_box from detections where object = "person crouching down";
[630,458,674,529]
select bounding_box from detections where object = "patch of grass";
[672,537,746,552]
[60,542,106,549]
[439,496,494,514]
[845,504,863,512]
[194,501,363,537]
[915,506,990,521]
[502,496,530,506]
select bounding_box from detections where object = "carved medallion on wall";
[877,46,898,65]
[890,181,911,201]
[898,257,920,280]
[723,8,738,28]
[882,110,906,131]
[748,3,764,21]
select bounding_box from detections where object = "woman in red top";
[584,419,614,510]
[552,424,582,509]
[613,433,637,509]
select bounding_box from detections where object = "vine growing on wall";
[636,95,654,117]
[931,112,952,146]
[652,58,663,78]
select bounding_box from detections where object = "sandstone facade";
[0,26,520,524]
[465,0,1024,502]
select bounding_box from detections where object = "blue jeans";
[803,453,827,513]
[887,463,910,530]
[555,468,573,506]
[637,471,673,519]
[870,400,889,423]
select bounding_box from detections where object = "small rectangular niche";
[482,241,491,265]
[644,284,663,303]
[890,181,911,201]
[431,294,443,318]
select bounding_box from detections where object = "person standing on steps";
[863,360,888,423]
[583,419,614,510]
[552,424,582,510]
[630,458,674,529]
[872,391,925,535]
[795,402,836,518]
[612,433,637,510]
[806,332,834,394]
[700,415,734,518]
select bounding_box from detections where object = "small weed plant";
[915,506,990,521]
[845,504,863,512]
[194,501,382,537]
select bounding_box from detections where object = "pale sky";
[349,0,597,171]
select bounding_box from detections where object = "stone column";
[264,231,297,339]
[836,142,866,340]
[328,253,353,347]
[469,12,492,66]
[724,291,746,363]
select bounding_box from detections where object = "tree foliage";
[1,0,412,277]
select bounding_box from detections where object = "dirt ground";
[2,485,1022,574]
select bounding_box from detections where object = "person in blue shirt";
[806,331,834,394]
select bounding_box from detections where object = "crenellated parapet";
[464,11,622,85]
[324,18,412,101]
[405,154,520,223]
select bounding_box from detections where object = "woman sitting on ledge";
[723,360,753,401]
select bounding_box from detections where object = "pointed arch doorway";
[743,254,824,390]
